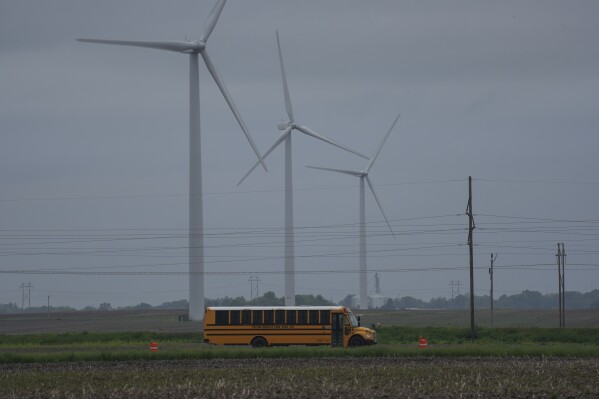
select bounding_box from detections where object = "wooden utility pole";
[489,253,497,328]
[466,176,476,339]
[556,243,563,327]
[561,243,566,327]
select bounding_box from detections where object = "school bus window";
[320,310,330,325]
[264,309,274,324]
[275,309,285,324]
[252,310,263,325]
[242,309,251,325]
[215,310,229,325]
[309,310,319,324]
[230,310,240,325]
[286,310,297,324]
[298,310,308,324]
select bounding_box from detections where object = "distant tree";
[0,303,20,313]
[429,297,448,309]
[339,295,354,307]
[450,295,468,309]
[229,296,247,306]
[98,302,112,311]
[251,291,284,306]
[396,296,427,309]
[380,298,395,310]
[157,299,188,309]
[296,294,333,306]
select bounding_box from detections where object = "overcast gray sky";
[1,0,598,308]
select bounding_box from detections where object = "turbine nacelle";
[278,122,292,131]
[181,41,206,53]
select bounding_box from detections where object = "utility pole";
[248,276,261,300]
[47,296,50,320]
[19,283,33,310]
[561,243,566,327]
[449,280,462,300]
[466,176,476,339]
[489,254,497,328]
[556,244,563,327]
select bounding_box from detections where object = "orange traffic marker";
[150,341,158,353]
[419,336,428,349]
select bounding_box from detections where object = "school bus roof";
[206,306,346,311]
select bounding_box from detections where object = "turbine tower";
[306,113,400,309]
[78,0,266,321]
[238,31,368,305]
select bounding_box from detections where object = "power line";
[1,263,596,276]
[0,179,466,203]
[475,178,599,185]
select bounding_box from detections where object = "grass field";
[1,327,598,363]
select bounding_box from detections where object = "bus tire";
[251,336,268,348]
[348,335,365,348]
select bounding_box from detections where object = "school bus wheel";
[348,335,365,348]
[251,336,268,348]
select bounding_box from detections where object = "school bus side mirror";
[357,316,361,327]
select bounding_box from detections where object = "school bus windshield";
[347,312,359,327]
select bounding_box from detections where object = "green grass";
[1,343,599,364]
[1,327,598,364]
[377,326,599,344]
[0,331,200,346]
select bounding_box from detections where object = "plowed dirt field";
[2,356,598,398]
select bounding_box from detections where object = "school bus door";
[331,313,343,347]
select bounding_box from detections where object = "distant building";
[368,293,387,309]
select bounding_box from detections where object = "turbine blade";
[295,125,369,160]
[201,49,267,171]
[366,175,395,238]
[200,0,227,42]
[77,39,199,53]
[276,30,294,123]
[305,166,363,177]
[366,112,400,173]
[238,126,292,186]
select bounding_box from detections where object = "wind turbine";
[238,31,368,306]
[78,0,266,321]
[306,113,400,310]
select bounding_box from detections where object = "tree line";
[1,290,598,314]
[339,289,599,310]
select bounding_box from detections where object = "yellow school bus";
[203,306,376,348]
